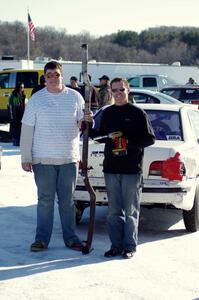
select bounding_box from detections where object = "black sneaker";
[122,249,136,259]
[104,248,123,258]
[30,240,48,252]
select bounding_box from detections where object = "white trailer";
[0,59,34,70]
[42,60,199,86]
[1,58,199,86]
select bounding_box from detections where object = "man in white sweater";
[20,61,85,252]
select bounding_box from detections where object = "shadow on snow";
[0,203,189,281]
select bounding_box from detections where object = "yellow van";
[0,69,43,122]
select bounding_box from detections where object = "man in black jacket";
[89,77,155,259]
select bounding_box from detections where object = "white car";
[74,104,199,232]
[129,88,182,104]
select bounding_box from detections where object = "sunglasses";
[46,72,61,79]
[111,88,126,93]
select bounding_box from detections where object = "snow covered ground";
[0,138,199,300]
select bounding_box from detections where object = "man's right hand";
[83,111,94,123]
[22,162,32,172]
[79,111,94,130]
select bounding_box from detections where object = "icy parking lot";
[0,141,199,300]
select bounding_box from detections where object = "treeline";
[0,20,199,65]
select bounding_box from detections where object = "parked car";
[127,74,175,91]
[160,85,199,106]
[74,104,199,232]
[129,88,182,104]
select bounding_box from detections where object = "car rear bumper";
[74,178,196,210]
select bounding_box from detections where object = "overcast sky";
[1,0,199,37]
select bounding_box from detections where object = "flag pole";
[27,8,30,68]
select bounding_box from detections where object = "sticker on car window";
[166,135,181,141]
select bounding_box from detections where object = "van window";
[0,73,10,88]
[16,72,39,88]
[143,77,157,87]
[128,77,140,87]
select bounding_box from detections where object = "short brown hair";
[44,61,63,74]
[110,77,129,89]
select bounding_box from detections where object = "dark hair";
[12,81,25,97]
[16,81,24,89]
[70,76,78,81]
[110,77,129,89]
[40,75,46,85]
[44,60,63,74]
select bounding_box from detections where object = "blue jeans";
[104,173,142,252]
[32,163,80,246]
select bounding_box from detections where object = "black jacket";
[90,103,155,174]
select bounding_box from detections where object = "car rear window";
[184,89,199,100]
[161,89,181,100]
[129,92,160,103]
[145,109,183,141]
[93,107,183,141]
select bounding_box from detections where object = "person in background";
[186,77,197,85]
[20,61,85,252]
[86,77,155,259]
[68,76,82,94]
[31,75,46,96]
[98,75,113,108]
[88,74,99,114]
[79,74,99,114]
[9,82,26,146]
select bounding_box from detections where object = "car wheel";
[183,185,199,232]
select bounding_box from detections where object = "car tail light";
[148,152,185,181]
[148,161,163,176]
[191,100,199,109]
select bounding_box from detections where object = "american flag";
[28,13,35,41]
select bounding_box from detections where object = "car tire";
[183,184,199,232]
